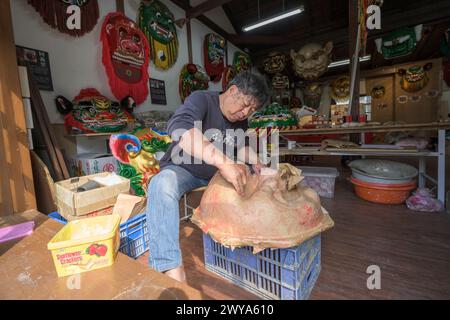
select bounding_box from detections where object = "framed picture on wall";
[149,78,167,105]
[16,45,54,91]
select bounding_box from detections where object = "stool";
[181,186,207,221]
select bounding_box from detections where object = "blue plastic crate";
[119,213,149,259]
[203,233,321,300]
[48,212,149,259]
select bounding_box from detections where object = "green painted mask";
[233,52,252,73]
[138,0,178,69]
[377,26,421,59]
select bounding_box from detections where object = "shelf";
[277,147,439,157]
[278,122,450,136]
[66,132,117,137]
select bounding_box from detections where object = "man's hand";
[217,163,249,196]
[252,162,265,175]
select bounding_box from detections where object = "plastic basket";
[203,234,321,300]
[48,212,149,259]
[119,213,149,259]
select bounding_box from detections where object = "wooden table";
[0,210,207,300]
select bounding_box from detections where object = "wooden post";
[116,0,124,13]
[0,0,36,214]
[187,19,193,64]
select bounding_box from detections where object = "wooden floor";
[137,169,450,300]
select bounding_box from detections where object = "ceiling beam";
[222,3,241,34]
[168,0,246,51]
[187,0,234,19]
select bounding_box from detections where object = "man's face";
[222,86,259,122]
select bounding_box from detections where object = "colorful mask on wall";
[249,102,297,129]
[263,52,286,74]
[27,0,99,37]
[440,27,450,58]
[290,42,333,80]
[179,64,210,102]
[233,52,252,73]
[55,88,135,134]
[398,63,432,93]
[204,33,226,82]
[271,74,290,90]
[138,0,179,70]
[330,76,350,103]
[303,83,323,109]
[101,12,150,105]
[375,25,423,59]
[222,65,237,91]
[110,128,171,196]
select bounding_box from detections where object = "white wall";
[10,0,242,124]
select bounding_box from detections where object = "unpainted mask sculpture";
[271,73,290,90]
[263,52,286,74]
[303,83,323,110]
[191,164,334,252]
[290,42,333,80]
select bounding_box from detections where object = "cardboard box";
[55,172,130,218]
[68,153,119,177]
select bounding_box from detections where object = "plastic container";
[350,176,417,204]
[203,233,321,300]
[47,215,121,277]
[351,169,414,185]
[48,212,149,259]
[298,166,339,198]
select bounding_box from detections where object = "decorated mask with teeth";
[204,33,226,82]
[101,12,150,105]
[138,0,179,69]
[55,88,135,134]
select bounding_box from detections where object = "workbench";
[277,122,450,207]
[0,210,206,300]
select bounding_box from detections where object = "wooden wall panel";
[0,0,36,215]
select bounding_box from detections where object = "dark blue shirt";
[159,91,249,180]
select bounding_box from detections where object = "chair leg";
[181,193,190,221]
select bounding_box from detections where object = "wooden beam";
[0,0,36,214]
[169,0,247,52]
[222,3,241,35]
[116,0,124,13]
[187,0,233,19]
[187,20,193,63]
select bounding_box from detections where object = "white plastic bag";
[406,188,444,212]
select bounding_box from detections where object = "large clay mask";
[290,42,333,80]
[192,164,334,252]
